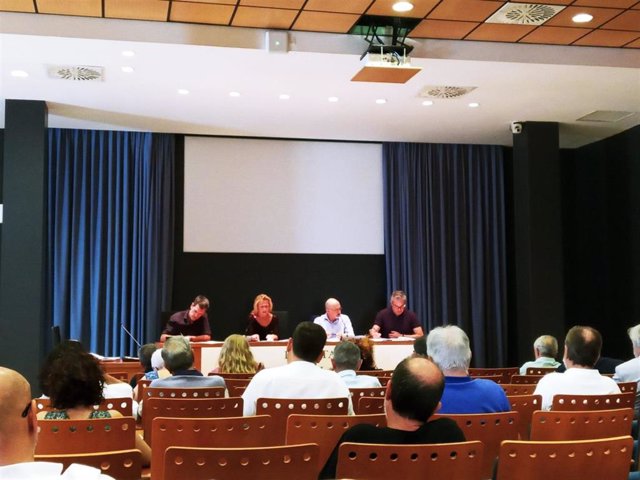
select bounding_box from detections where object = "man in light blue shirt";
[332,341,381,388]
[314,298,355,339]
[519,335,561,374]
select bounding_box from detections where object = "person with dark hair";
[0,366,115,478]
[149,336,225,388]
[319,357,465,479]
[241,322,352,416]
[534,325,620,410]
[332,341,381,388]
[36,347,151,465]
[369,290,424,339]
[160,294,212,342]
[354,337,378,370]
[413,335,427,357]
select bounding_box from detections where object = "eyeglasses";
[21,401,32,418]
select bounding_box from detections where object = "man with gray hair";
[426,325,510,414]
[332,341,381,388]
[314,298,354,339]
[369,290,424,339]
[519,335,561,374]
[150,336,225,388]
[614,324,640,417]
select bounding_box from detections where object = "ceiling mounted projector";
[351,45,421,84]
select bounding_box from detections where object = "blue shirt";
[438,376,511,414]
[313,314,355,338]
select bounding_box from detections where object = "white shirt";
[241,361,353,416]
[338,370,382,388]
[313,314,355,338]
[534,367,621,410]
[103,383,139,418]
[0,462,114,479]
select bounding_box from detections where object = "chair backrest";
[356,396,385,415]
[432,410,520,480]
[163,443,319,480]
[501,383,536,396]
[378,376,391,386]
[34,397,133,418]
[215,372,256,379]
[108,372,130,382]
[495,436,634,480]
[510,374,544,384]
[142,397,243,445]
[35,417,136,454]
[471,374,504,384]
[358,370,394,378]
[286,413,386,474]
[224,378,251,397]
[35,449,142,480]
[617,381,638,395]
[350,387,386,414]
[256,397,349,444]
[144,386,225,399]
[135,379,151,403]
[469,367,518,384]
[151,415,275,480]
[336,441,484,480]
[525,367,558,375]
[551,392,635,411]
[530,408,634,441]
[507,394,542,440]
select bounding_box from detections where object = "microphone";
[121,323,142,348]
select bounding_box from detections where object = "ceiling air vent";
[420,85,477,99]
[48,65,104,81]
[486,3,565,25]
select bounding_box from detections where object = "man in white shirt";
[613,324,640,416]
[332,341,381,388]
[534,326,620,410]
[313,298,355,339]
[519,335,561,374]
[242,322,353,416]
[0,367,113,479]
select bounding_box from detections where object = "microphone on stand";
[121,323,142,348]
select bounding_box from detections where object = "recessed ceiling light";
[229,91,241,97]
[468,102,480,108]
[279,94,290,100]
[572,13,593,23]
[422,100,434,106]
[328,96,339,103]
[375,98,387,105]
[178,89,190,95]
[121,66,134,73]
[121,50,135,57]
[10,70,29,78]
[392,1,414,12]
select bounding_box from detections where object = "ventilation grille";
[486,3,565,25]
[420,85,477,99]
[48,65,104,81]
[577,111,636,123]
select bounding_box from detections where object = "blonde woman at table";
[245,293,280,341]
[210,334,264,374]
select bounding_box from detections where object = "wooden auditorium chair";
[507,394,542,440]
[35,449,142,480]
[349,387,386,414]
[529,408,634,441]
[34,397,133,418]
[468,367,518,384]
[501,384,536,396]
[551,392,635,411]
[356,396,385,415]
[335,441,484,480]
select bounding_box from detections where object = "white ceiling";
[1,12,639,148]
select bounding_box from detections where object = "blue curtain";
[383,143,507,367]
[47,129,175,356]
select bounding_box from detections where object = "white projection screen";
[184,136,383,254]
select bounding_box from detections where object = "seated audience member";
[314,298,355,340]
[369,290,424,339]
[519,335,561,374]
[160,295,211,342]
[319,356,465,479]
[210,334,264,374]
[534,325,620,410]
[136,343,158,382]
[0,366,115,479]
[614,324,640,417]
[354,337,379,371]
[37,346,151,466]
[149,336,225,388]
[332,341,381,388]
[426,325,510,414]
[242,322,352,416]
[245,293,280,341]
[413,335,427,357]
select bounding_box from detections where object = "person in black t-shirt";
[160,295,212,342]
[320,356,465,479]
